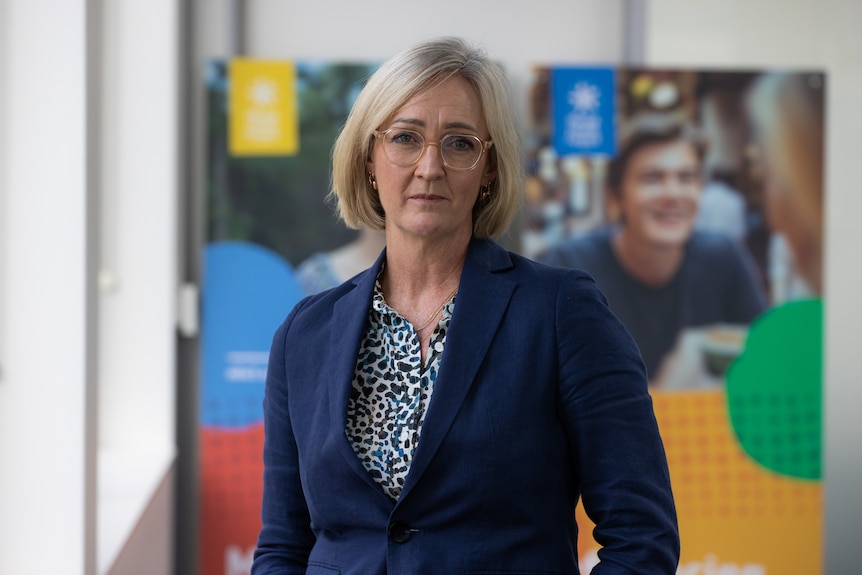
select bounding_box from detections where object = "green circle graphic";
[725,298,822,480]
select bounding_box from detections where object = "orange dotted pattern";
[576,389,822,571]
[653,389,821,521]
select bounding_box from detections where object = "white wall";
[0,1,179,573]
[0,0,6,387]
[97,0,180,571]
[98,0,178,456]
[645,1,862,573]
[0,1,96,573]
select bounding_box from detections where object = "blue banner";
[551,67,616,156]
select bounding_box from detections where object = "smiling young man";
[538,115,768,380]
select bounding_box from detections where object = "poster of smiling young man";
[526,66,825,573]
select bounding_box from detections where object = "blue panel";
[200,241,304,428]
[551,67,616,156]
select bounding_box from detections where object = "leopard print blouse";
[345,280,456,500]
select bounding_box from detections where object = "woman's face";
[367,76,496,244]
[616,138,702,249]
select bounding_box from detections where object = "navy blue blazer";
[253,238,679,575]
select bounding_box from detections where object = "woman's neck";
[382,242,467,298]
[381,234,469,363]
[382,228,471,294]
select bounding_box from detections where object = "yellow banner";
[229,59,298,156]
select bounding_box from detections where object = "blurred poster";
[201,59,379,575]
[228,59,299,156]
[526,66,825,573]
[201,57,825,574]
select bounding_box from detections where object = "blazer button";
[387,522,412,543]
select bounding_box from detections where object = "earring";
[368,172,377,191]
[480,182,492,201]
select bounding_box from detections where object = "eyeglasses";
[373,128,493,171]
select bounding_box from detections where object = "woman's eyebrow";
[388,118,480,133]
[444,121,480,132]
[388,117,424,128]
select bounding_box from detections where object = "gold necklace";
[412,288,458,334]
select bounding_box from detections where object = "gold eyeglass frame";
[373,128,494,172]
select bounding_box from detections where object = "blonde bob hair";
[329,36,524,238]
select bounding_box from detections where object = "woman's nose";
[415,142,445,177]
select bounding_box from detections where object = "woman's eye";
[390,131,420,146]
[445,136,477,152]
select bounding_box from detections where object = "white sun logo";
[568,82,601,113]
[248,78,277,106]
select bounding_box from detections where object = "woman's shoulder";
[474,238,593,283]
[460,243,585,315]
[484,244,605,307]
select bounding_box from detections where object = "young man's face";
[616,138,702,249]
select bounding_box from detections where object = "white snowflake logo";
[248,78,277,106]
[568,82,601,113]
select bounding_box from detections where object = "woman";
[538,115,768,381]
[252,37,679,574]
[748,72,824,295]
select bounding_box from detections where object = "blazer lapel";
[398,239,516,500]
[327,250,396,498]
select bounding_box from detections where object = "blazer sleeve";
[555,271,680,573]
[252,302,316,575]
